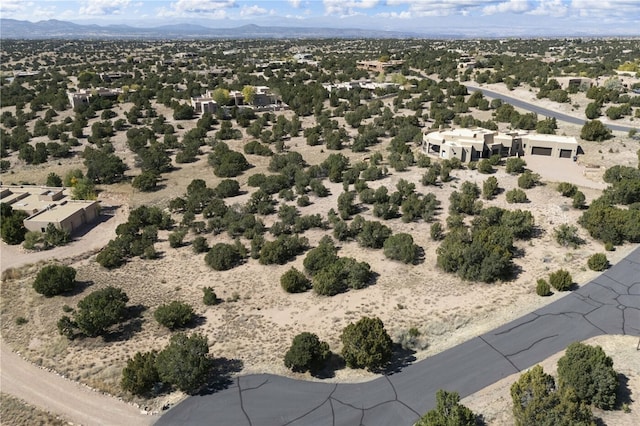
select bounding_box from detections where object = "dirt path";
[0,340,156,425]
[1,196,137,425]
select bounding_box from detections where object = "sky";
[1,0,639,36]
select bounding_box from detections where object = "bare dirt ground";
[462,335,640,425]
[0,340,154,425]
[1,89,638,421]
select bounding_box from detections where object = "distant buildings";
[322,80,399,92]
[357,60,404,73]
[67,87,123,109]
[0,186,100,234]
[191,86,286,114]
[423,127,579,163]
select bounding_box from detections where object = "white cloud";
[79,0,131,16]
[158,0,236,18]
[1,0,59,20]
[570,0,640,16]
[384,0,484,17]
[288,0,302,8]
[0,0,29,13]
[323,0,379,16]
[483,0,531,15]
[528,0,568,16]
[240,4,267,17]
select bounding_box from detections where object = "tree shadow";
[312,352,346,380]
[615,373,633,409]
[63,280,94,297]
[198,357,245,395]
[412,246,426,265]
[185,314,207,329]
[103,317,144,342]
[384,343,417,375]
[103,304,147,342]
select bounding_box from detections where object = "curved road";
[158,246,640,426]
[463,84,637,133]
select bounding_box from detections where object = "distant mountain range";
[0,19,427,39]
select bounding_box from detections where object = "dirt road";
[0,340,155,425]
[1,197,144,425]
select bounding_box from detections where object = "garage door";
[531,147,552,156]
[560,149,572,158]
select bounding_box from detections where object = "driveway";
[157,246,640,426]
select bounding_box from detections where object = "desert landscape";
[1,35,639,425]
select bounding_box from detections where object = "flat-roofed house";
[522,134,579,158]
[0,186,100,234]
[423,127,577,163]
[67,87,123,109]
[191,95,217,114]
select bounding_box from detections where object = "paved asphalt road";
[157,246,640,426]
[463,84,637,134]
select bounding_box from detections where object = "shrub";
[215,179,241,198]
[73,287,129,337]
[605,242,614,251]
[430,222,444,240]
[202,287,220,305]
[549,269,573,291]
[168,229,187,248]
[477,159,494,174]
[33,264,76,297]
[505,188,528,203]
[557,342,618,410]
[132,172,159,192]
[572,191,586,209]
[580,119,612,141]
[383,233,420,264]
[280,267,311,293]
[587,253,609,271]
[416,390,476,426]
[155,332,213,394]
[505,157,527,174]
[259,235,309,265]
[340,316,393,371]
[121,351,159,396]
[284,332,331,373]
[517,171,540,189]
[557,182,577,197]
[511,365,594,426]
[154,301,195,330]
[536,278,551,296]
[482,176,499,199]
[205,243,244,270]
[313,263,349,296]
[554,224,584,248]
[192,236,209,253]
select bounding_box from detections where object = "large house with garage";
[422,127,579,163]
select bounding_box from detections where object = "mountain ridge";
[0,18,425,39]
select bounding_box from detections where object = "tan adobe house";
[0,186,100,234]
[67,87,123,109]
[191,86,286,114]
[423,127,579,163]
[356,60,404,73]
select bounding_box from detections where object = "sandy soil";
[0,340,155,425]
[462,335,640,425]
